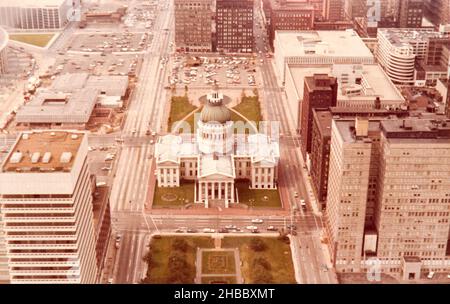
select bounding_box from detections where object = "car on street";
[218,228,228,233]
[287,224,297,230]
[266,226,277,231]
[186,228,198,233]
[300,199,307,210]
[107,278,113,284]
[115,235,121,248]
[225,225,237,230]
[251,229,260,234]
[203,228,215,233]
[175,228,183,233]
[251,219,263,224]
[246,225,258,231]
[294,191,299,198]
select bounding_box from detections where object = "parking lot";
[66,31,151,53]
[48,52,142,77]
[88,143,119,182]
[123,0,158,30]
[169,55,261,89]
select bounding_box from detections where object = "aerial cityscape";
[0,0,450,288]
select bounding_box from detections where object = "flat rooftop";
[378,28,448,47]
[275,30,374,58]
[289,64,404,104]
[313,109,333,138]
[2,131,85,173]
[51,73,89,93]
[16,89,98,124]
[335,120,381,144]
[381,119,450,141]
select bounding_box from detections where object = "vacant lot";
[9,34,54,47]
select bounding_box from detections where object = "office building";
[323,0,345,22]
[0,131,98,283]
[0,0,80,30]
[325,116,450,277]
[299,74,337,160]
[424,0,450,27]
[377,28,450,85]
[216,0,253,53]
[0,27,7,74]
[397,0,424,28]
[285,62,405,134]
[174,0,213,53]
[274,30,375,85]
[267,1,314,48]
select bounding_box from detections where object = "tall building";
[0,131,98,283]
[310,109,332,206]
[267,1,314,48]
[216,0,254,53]
[425,0,450,27]
[174,0,213,53]
[323,0,345,22]
[310,107,410,210]
[377,28,450,85]
[397,0,424,28]
[325,116,450,277]
[0,0,80,30]
[299,74,337,161]
[0,27,7,74]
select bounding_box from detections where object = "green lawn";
[9,34,54,47]
[169,96,198,132]
[235,181,282,208]
[201,276,237,284]
[142,236,214,284]
[222,237,296,284]
[201,250,236,275]
[152,182,195,207]
[232,95,261,125]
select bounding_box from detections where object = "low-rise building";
[274,30,375,85]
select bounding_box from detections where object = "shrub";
[172,238,189,252]
[249,238,267,252]
[253,257,271,271]
[251,264,273,283]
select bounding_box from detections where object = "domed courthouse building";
[155,92,280,208]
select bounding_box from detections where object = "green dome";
[200,93,231,124]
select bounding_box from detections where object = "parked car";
[115,235,121,248]
[427,271,435,279]
[267,226,277,231]
[251,219,264,224]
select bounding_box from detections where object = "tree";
[251,264,273,283]
[167,251,191,283]
[249,238,267,252]
[172,238,189,252]
[253,257,271,271]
